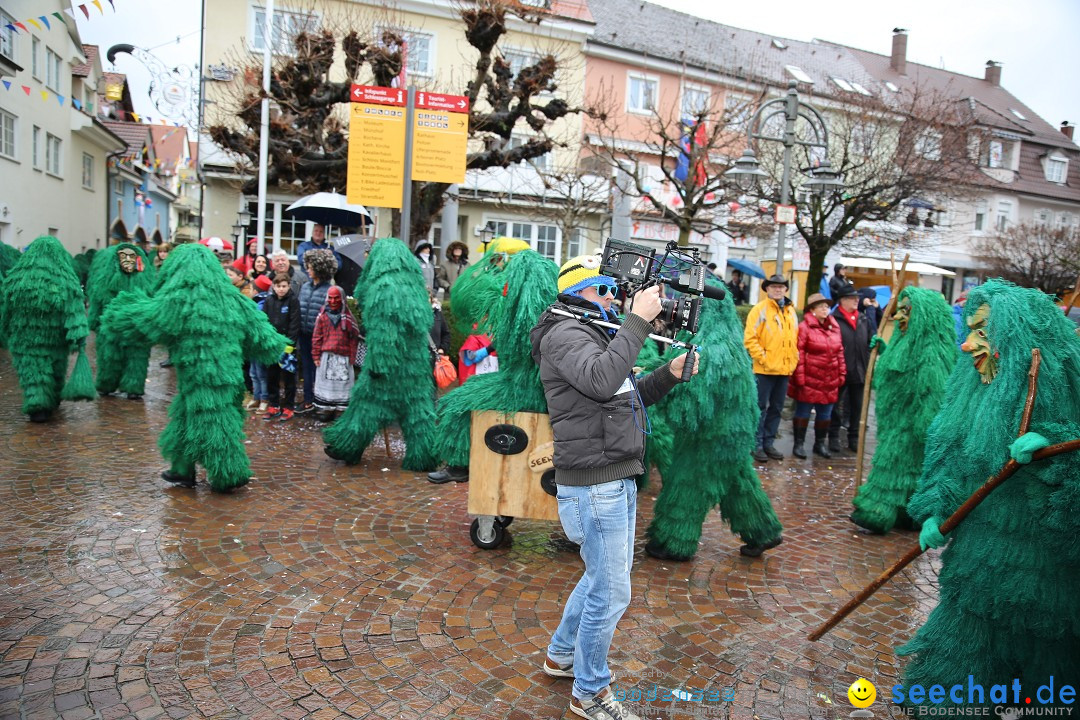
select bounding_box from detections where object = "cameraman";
[529,255,698,720]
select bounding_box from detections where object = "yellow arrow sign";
[411,109,468,184]
[347,102,406,209]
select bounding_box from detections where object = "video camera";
[599,238,726,335]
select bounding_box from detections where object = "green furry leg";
[95,330,124,394]
[323,396,392,464]
[13,350,66,415]
[159,387,251,491]
[852,465,920,534]
[400,405,440,472]
[720,459,783,547]
[118,345,151,395]
[647,469,716,558]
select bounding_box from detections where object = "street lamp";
[478,221,497,248]
[724,81,843,275]
[235,207,252,258]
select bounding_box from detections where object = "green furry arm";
[63,288,90,351]
[100,289,161,348]
[239,298,290,365]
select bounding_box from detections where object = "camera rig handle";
[547,307,700,352]
[680,347,696,381]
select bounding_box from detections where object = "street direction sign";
[347,86,407,208]
[412,92,470,184]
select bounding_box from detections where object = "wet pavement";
[0,347,940,720]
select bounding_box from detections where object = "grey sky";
[77,0,1080,141]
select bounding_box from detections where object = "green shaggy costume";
[323,239,439,470]
[898,279,1080,703]
[87,243,156,398]
[851,287,957,534]
[100,243,288,491]
[645,285,783,560]
[0,236,95,421]
[432,250,557,467]
[0,242,20,276]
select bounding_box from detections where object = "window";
[32,126,40,168]
[1009,108,1027,121]
[627,73,658,114]
[850,82,872,96]
[503,48,540,79]
[0,109,15,160]
[31,36,41,79]
[724,94,752,131]
[375,27,433,78]
[45,133,61,175]
[0,9,15,61]
[566,227,585,259]
[1035,209,1052,226]
[252,7,317,55]
[511,222,533,243]
[82,153,94,189]
[535,224,558,260]
[784,65,813,84]
[245,199,309,256]
[885,81,900,93]
[508,135,549,171]
[915,129,942,160]
[83,86,95,115]
[996,200,1012,232]
[46,48,62,93]
[830,77,854,92]
[1057,212,1072,230]
[1046,156,1068,183]
[681,84,710,118]
[974,199,988,232]
[988,140,1005,168]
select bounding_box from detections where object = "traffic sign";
[347,101,407,209]
[775,204,797,224]
[416,91,470,113]
[350,84,405,106]
[412,92,469,184]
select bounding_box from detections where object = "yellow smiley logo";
[848,678,876,708]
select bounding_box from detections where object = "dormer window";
[1044,152,1068,184]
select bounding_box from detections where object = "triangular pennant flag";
[63,8,77,19]
[131,113,140,122]
[2,80,10,91]
[38,16,51,30]
[40,90,49,101]
[106,0,115,9]
[21,85,31,95]
[92,0,104,14]
[78,5,89,20]
[160,118,167,125]
[56,94,65,106]
[14,21,28,32]
[26,18,43,31]
[52,12,65,23]
[72,99,82,110]
[4,24,16,35]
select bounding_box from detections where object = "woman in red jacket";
[787,293,846,458]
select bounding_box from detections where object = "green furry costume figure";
[100,243,288,491]
[0,236,95,422]
[87,243,156,399]
[447,237,532,337]
[898,279,1080,704]
[851,287,957,534]
[645,284,783,560]
[0,242,20,276]
[323,238,440,470]
[429,250,557,475]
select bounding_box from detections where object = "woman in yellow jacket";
[743,275,799,462]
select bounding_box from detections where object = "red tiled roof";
[102,120,151,154]
[150,125,189,175]
[73,45,98,77]
[188,140,198,165]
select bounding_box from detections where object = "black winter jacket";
[298,280,331,336]
[430,307,451,355]
[832,305,873,385]
[529,294,682,486]
[264,289,302,345]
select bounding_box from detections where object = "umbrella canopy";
[285,193,371,228]
[331,234,372,268]
[199,237,234,252]
[726,257,767,280]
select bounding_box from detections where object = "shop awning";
[840,257,955,277]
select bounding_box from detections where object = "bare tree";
[749,86,987,302]
[975,222,1080,296]
[587,80,763,246]
[207,0,583,240]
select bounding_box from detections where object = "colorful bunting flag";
[38,16,51,30]
[26,18,42,31]
[131,113,140,122]
[78,5,89,20]
[1,80,10,91]
[56,94,64,106]
[63,8,77,19]
[40,90,48,101]
[21,85,30,95]
[14,21,28,32]
[72,99,82,110]
[52,12,65,23]
[4,24,15,34]
[106,0,114,8]
[92,0,103,14]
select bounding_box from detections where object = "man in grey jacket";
[530,254,697,720]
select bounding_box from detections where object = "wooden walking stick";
[809,349,1080,642]
[383,427,393,456]
[854,253,910,486]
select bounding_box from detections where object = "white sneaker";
[245,397,258,410]
[257,402,268,413]
[570,688,641,720]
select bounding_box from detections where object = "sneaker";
[262,407,282,420]
[295,403,314,414]
[278,408,294,422]
[428,466,469,484]
[245,397,258,410]
[570,688,641,720]
[257,401,268,413]
[542,657,574,679]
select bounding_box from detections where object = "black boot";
[161,470,196,488]
[28,409,53,423]
[428,465,469,484]
[813,419,832,458]
[791,418,809,459]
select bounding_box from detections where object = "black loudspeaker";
[484,424,529,455]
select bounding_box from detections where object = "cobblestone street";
[0,348,939,720]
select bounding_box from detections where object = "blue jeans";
[299,332,316,406]
[794,401,833,420]
[755,374,789,450]
[249,362,268,401]
[548,479,637,700]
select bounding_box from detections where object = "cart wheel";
[540,469,557,497]
[470,517,507,549]
[496,515,514,528]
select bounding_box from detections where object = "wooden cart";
[466,410,560,548]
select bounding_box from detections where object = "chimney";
[1062,122,1075,141]
[984,60,1002,86]
[890,29,907,75]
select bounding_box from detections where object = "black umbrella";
[285,192,372,227]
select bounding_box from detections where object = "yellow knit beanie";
[558,254,613,294]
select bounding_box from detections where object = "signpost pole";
[400,86,416,247]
